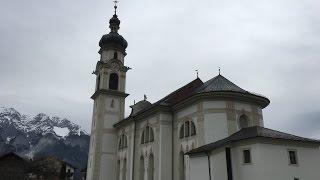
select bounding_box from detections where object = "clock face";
[111,62,120,71]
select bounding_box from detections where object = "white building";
[86,5,320,180]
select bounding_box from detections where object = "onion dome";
[99,4,128,53]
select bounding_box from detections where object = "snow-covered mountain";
[0,107,90,169]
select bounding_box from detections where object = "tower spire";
[113,1,118,15]
[109,1,120,33]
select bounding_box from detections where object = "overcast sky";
[1,0,320,138]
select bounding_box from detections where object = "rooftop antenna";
[113,0,118,15]
[219,67,221,75]
[196,69,199,78]
[144,94,147,101]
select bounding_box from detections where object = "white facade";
[189,140,320,180]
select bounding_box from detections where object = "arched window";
[145,126,150,142]
[179,121,196,139]
[150,127,154,142]
[139,156,144,180]
[118,138,122,149]
[123,134,127,148]
[179,125,184,139]
[190,122,196,136]
[185,121,190,137]
[114,52,118,59]
[141,125,154,144]
[148,154,154,180]
[239,114,250,129]
[109,73,119,90]
[118,134,127,150]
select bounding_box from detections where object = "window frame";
[242,148,252,164]
[141,125,154,144]
[288,149,298,166]
[109,73,119,90]
[179,120,196,139]
[238,114,250,130]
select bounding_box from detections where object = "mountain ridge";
[0,107,89,169]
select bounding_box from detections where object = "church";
[86,4,320,180]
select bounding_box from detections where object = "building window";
[114,52,118,59]
[243,149,251,164]
[118,134,127,150]
[141,125,154,144]
[239,114,250,129]
[109,73,119,90]
[288,150,298,165]
[179,121,196,139]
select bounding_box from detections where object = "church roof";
[158,78,203,105]
[186,126,320,156]
[196,74,246,93]
[114,75,269,127]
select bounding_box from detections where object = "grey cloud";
[1,0,320,136]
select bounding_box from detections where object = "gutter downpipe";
[205,152,212,180]
[225,147,233,180]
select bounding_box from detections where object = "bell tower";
[86,3,129,180]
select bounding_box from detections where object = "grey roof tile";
[187,126,320,155]
[196,74,246,93]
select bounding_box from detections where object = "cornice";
[93,61,131,75]
[91,89,129,100]
[172,91,270,111]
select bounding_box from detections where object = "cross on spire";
[113,0,118,15]
[219,67,221,75]
[195,69,199,78]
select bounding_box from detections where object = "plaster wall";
[176,105,197,119]
[204,113,228,144]
[189,155,209,180]
[158,113,173,180]
[210,149,228,180]
[257,143,320,180]
[99,154,117,180]
[231,141,320,180]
